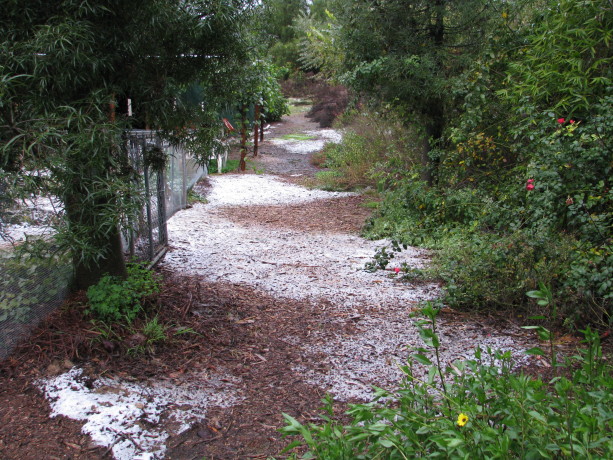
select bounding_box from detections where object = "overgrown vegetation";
[306,84,349,128]
[0,0,287,290]
[84,263,171,356]
[281,303,613,458]
[308,0,611,329]
[295,3,613,451]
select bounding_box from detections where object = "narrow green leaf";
[447,438,464,448]
[524,347,545,356]
[379,439,395,448]
[413,353,433,366]
[528,410,547,423]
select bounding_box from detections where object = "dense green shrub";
[86,263,159,324]
[281,305,613,459]
[435,231,577,315]
[313,109,419,191]
[361,63,612,325]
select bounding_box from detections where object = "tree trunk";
[64,182,128,290]
[253,104,260,157]
[239,104,247,171]
[420,1,446,186]
[73,226,127,290]
[419,134,432,185]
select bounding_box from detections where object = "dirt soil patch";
[0,110,550,460]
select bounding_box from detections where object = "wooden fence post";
[239,104,247,171]
[109,94,116,122]
[253,104,260,157]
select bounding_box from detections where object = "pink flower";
[557,118,566,124]
[569,119,575,124]
[394,267,401,274]
[526,179,535,191]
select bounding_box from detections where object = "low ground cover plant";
[85,262,160,324]
[281,303,613,459]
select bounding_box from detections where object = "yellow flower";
[457,413,469,427]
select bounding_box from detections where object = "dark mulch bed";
[0,270,346,459]
[216,195,374,234]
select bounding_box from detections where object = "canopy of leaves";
[331,0,499,131]
[502,0,613,119]
[1,0,257,282]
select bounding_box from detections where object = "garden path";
[157,109,541,458]
[0,108,543,460]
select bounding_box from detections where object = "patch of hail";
[164,171,538,403]
[200,174,354,208]
[37,368,243,460]
[267,128,342,154]
[306,129,343,143]
[1,195,60,246]
[292,314,539,401]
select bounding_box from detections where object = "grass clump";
[207,158,240,174]
[311,110,416,191]
[279,134,316,141]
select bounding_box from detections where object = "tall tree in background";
[294,1,343,78]
[260,0,308,69]
[0,0,256,288]
[331,0,503,183]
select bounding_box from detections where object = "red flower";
[526,179,535,191]
[569,119,575,124]
[394,267,401,274]
[557,118,566,124]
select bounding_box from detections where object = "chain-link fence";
[0,131,206,360]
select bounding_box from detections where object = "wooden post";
[253,104,260,157]
[260,113,264,142]
[239,104,247,171]
[109,94,116,122]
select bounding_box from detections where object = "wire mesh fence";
[0,131,206,360]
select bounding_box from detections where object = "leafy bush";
[316,133,377,190]
[363,95,612,323]
[435,231,578,316]
[312,109,419,191]
[307,84,349,128]
[86,263,159,324]
[281,304,613,459]
[261,64,291,122]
